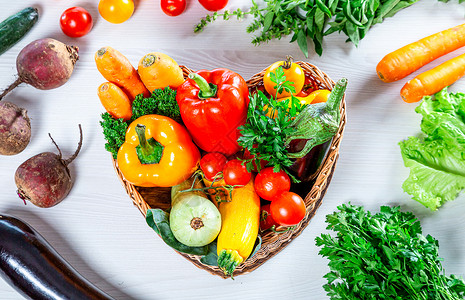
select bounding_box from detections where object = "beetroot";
[15,125,83,208]
[0,101,31,155]
[0,38,79,100]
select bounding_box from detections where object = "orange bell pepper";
[117,115,200,187]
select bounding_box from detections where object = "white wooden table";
[1,0,465,299]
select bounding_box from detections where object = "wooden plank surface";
[1,0,465,299]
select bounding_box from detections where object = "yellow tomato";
[263,56,305,98]
[98,0,134,24]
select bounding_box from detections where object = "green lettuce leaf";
[400,87,465,210]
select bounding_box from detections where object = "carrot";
[137,52,184,92]
[377,23,465,83]
[400,52,465,103]
[98,82,132,120]
[95,46,150,100]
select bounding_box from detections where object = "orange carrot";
[95,46,150,100]
[400,52,465,103]
[98,82,132,120]
[377,23,465,83]
[137,52,184,92]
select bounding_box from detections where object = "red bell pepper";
[176,68,249,156]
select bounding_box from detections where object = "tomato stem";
[282,55,293,69]
[269,225,295,234]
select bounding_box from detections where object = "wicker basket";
[112,62,346,278]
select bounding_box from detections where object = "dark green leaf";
[383,0,420,19]
[377,0,401,19]
[316,0,332,16]
[345,21,360,46]
[200,241,218,266]
[313,29,324,56]
[342,0,364,27]
[314,7,326,32]
[263,11,275,32]
[297,29,308,57]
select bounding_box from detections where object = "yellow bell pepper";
[117,115,200,187]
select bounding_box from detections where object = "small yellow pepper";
[117,115,200,187]
[265,89,331,118]
[281,89,331,105]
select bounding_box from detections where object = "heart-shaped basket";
[112,62,346,278]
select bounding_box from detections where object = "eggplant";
[0,214,114,300]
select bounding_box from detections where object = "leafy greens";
[316,203,465,299]
[195,0,427,57]
[399,88,465,210]
[237,66,305,175]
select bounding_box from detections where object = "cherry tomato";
[98,0,134,24]
[161,0,186,16]
[254,167,291,201]
[263,57,305,98]
[223,159,251,186]
[200,152,228,181]
[60,7,93,38]
[198,0,228,11]
[260,204,280,231]
[270,192,306,226]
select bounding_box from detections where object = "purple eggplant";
[0,214,114,300]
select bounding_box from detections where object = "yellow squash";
[216,179,260,276]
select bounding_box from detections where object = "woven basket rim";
[112,61,347,278]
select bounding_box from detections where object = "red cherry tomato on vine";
[198,0,228,11]
[161,0,186,16]
[254,167,291,201]
[98,0,134,24]
[223,159,251,186]
[260,204,280,231]
[270,192,306,226]
[200,152,228,181]
[60,7,93,38]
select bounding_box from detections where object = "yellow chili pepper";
[264,89,331,118]
[117,114,200,187]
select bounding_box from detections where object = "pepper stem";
[135,124,164,165]
[188,73,217,99]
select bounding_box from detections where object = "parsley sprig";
[316,203,465,299]
[238,67,304,175]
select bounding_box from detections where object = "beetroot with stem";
[0,101,31,155]
[15,124,83,208]
[0,38,79,100]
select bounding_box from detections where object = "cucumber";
[0,7,39,56]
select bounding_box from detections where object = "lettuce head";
[399,88,465,210]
